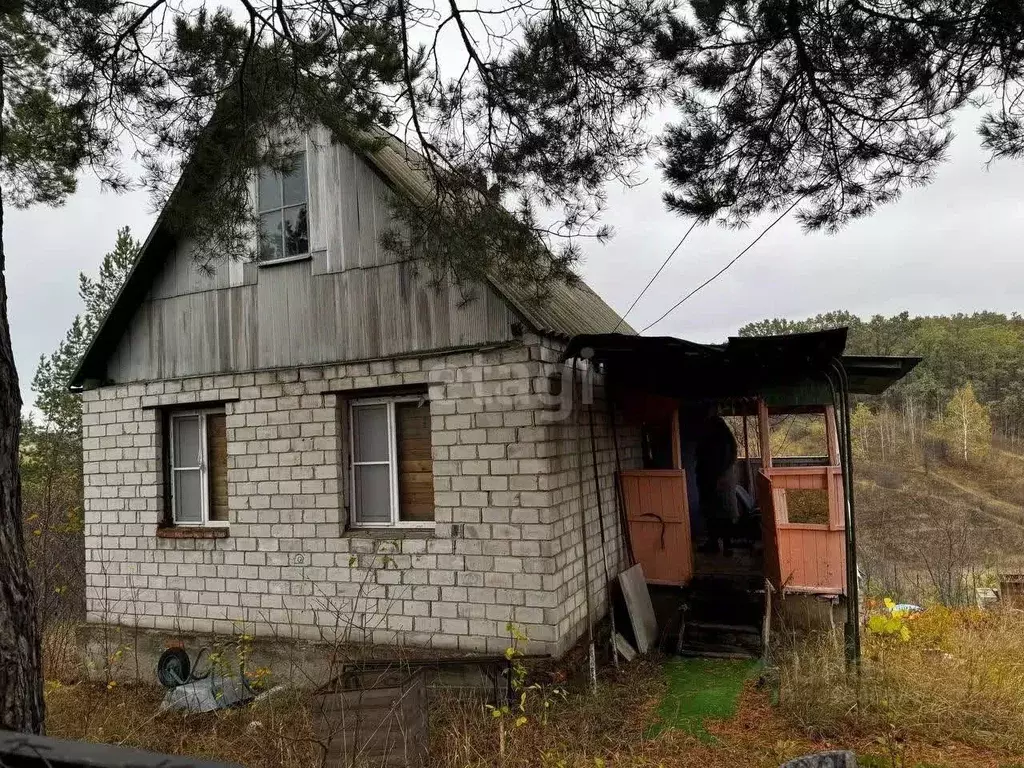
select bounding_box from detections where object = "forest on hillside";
[740,311,1024,442]
[742,311,1024,605]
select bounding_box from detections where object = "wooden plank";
[757,471,780,588]
[825,405,840,465]
[618,564,657,654]
[613,632,637,662]
[378,264,403,357]
[229,285,257,372]
[339,144,360,269]
[396,401,434,523]
[670,408,681,470]
[355,150,380,267]
[758,398,772,468]
[207,413,228,522]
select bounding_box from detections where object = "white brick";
[80,338,640,658]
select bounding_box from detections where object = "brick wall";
[534,338,642,654]
[82,334,640,657]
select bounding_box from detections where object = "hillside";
[856,454,1024,605]
[743,310,1024,605]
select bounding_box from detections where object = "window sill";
[346,527,435,540]
[257,253,312,268]
[156,526,229,539]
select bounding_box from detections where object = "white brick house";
[72,131,639,658]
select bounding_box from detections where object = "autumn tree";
[942,383,992,466]
[849,403,876,461]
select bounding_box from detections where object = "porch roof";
[562,328,920,404]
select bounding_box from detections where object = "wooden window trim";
[142,397,238,412]
[257,150,311,264]
[156,526,229,540]
[349,394,434,530]
[166,407,229,529]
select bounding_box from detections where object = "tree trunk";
[961,401,969,464]
[0,55,46,734]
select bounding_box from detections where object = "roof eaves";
[69,204,178,390]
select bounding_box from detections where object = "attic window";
[257,152,309,262]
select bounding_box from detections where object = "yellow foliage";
[781,604,1024,752]
[865,598,912,642]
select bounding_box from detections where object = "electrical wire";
[640,197,803,334]
[612,218,700,332]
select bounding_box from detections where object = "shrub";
[777,605,1024,752]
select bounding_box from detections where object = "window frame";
[256,150,310,264]
[168,407,230,528]
[349,394,434,529]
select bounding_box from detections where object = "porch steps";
[677,573,766,659]
[680,621,762,658]
[676,648,757,660]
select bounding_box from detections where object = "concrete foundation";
[774,591,845,636]
[79,621,515,695]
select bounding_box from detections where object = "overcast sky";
[6,109,1024,408]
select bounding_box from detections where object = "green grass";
[649,658,761,741]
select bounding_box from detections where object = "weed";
[778,605,1024,753]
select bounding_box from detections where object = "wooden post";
[573,361,597,695]
[825,405,840,466]
[670,407,682,470]
[742,407,754,491]
[761,578,774,664]
[757,398,772,469]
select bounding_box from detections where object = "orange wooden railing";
[759,466,847,595]
[620,469,693,586]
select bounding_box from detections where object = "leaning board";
[618,564,658,654]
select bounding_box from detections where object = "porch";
[564,328,920,656]
[617,394,850,598]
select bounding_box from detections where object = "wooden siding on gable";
[103,133,520,383]
[148,237,232,300]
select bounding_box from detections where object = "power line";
[612,218,700,332]
[640,197,803,334]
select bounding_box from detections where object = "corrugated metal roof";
[360,136,634,338]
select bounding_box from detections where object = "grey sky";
[6,110,1024,409]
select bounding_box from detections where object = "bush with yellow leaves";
[778,602,1024,752]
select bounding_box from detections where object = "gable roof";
[70,134,632,388]
[363,138,633,339]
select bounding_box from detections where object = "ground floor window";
[168,409,228,526]
[350,395,434,527]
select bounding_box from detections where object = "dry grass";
[42,609,1024,768]
[46,681,319,768]
[778,605,1024,754]
[41,622,81,682]
[430,657,1016,768]
[43,654,1020,768]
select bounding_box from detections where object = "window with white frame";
[350,395,435,527]
[257,152,309,262]
[168,409,229,526]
